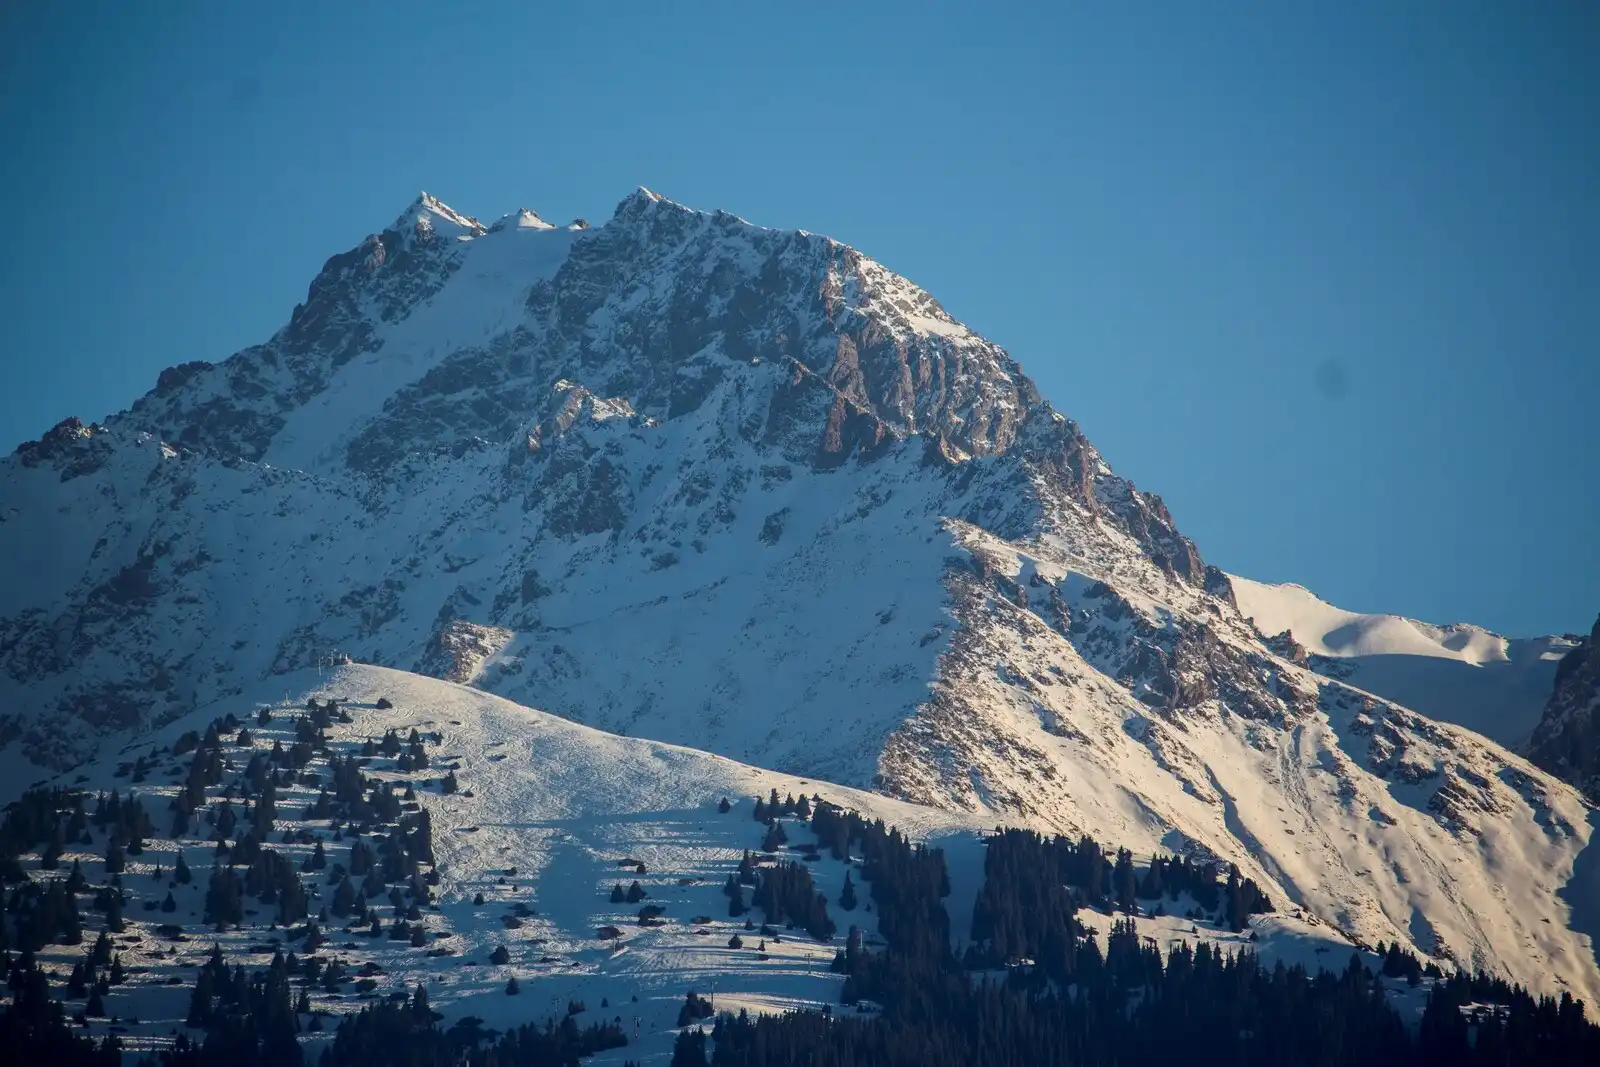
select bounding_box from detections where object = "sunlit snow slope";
[1230,575,1574,747]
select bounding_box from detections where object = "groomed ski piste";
[16,663,1420,1062]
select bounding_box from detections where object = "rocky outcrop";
[122,195,483,459]
[1528,614,1600,801]
[415,620,515,685]
[12,417,113,479]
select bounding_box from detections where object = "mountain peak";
[610,185,690,224]
[486,207,556,233]
[390,191,485,241]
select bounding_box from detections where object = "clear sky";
[1,2,1595,637]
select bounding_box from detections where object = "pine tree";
[60,898,84,945]
[1224,863,1248,931]
[670,1026,708,1067]
[67,960,88,998]
[1113,848,1136,912]
[215,801,236,838]
[1138,853,1165,900]
[332,875,356,917]
[677,991,715,1026]
[840,872,857,911]
[175,849,192,884]
[410,983,430,1022]
[40,821,64,870]
[204,868,241,927]
[187,965,214,1027]
[505,975,520,995]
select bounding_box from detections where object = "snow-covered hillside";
[2,188,1596,1006]
[21,664,1401,1061]
[16,665,973,1060]
[18,662,1478,1055]
[1230,575,1574,748]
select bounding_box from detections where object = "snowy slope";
[1230,575,1573,748]
[2,188,1597,1007]
[21,664,1448,1061]
[891,528,1600,1006]
[21,664,980,1061]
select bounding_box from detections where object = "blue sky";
[1,2,1595,636]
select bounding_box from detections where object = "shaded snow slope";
[1230,575,1573,748]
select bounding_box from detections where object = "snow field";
[21,665,983,1062]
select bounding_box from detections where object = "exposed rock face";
[415,619,515,685]
[124,194,485,459]
[0,188,1594,1004]
[1529,615,1600,801]
[12,417,113,479]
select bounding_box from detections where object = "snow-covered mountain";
[2,188,1596,1004]
[1229,575,1575,749]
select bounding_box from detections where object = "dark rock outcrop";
[1528,614,1600,801]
